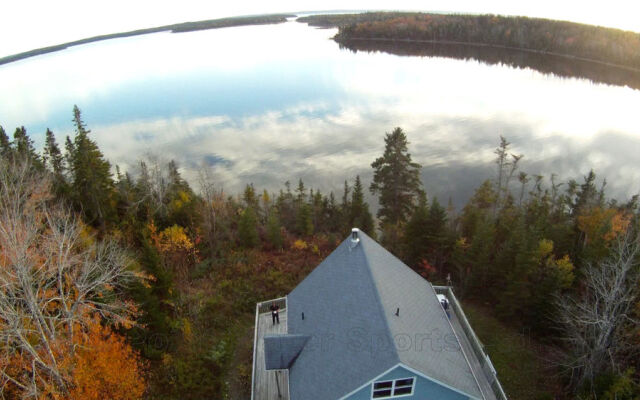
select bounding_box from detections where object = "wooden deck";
[252,300,289,400]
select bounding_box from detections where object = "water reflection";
[337,39,640,91]
[1,20,639,208]
[90,106,640,210]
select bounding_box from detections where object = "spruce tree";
[43,129,64,175]
[0,126,11,158]
[266,211,283,249]
[370,127,423,225]
[238,207,259,248]
[404,194,430,268]
[350,176,375,237]
[67,105,115,228]
[13,126,42,168]
[340,180,351,233]
[296,203,314,236]
[43,129,68,197]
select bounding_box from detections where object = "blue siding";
[346,365,472,400]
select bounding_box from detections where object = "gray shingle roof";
[285,230,483,400]
[264,334,310,370]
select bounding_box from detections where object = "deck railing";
[257,296,287,314]
[251,296,288,400]
[433,286,509,400]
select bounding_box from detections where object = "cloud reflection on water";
[85,100,640,210]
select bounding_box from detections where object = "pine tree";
[266,211,283,249]
[404,194,430,268]
[370,127,423,225]
[349,176,375,237]
[0,126,11,158]
[43,129,69,197]
[67,105,115,228]
[243,183,259,210]
[44,129,64,175]
[13,126,42,168]
[296,203,314,236]
[238,207,259,248]
[340,180,351,233]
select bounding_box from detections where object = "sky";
[2,0,640,58]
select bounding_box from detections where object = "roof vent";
[351,228,360,244]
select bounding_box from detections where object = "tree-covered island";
[299,12,640,71]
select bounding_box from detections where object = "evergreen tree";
[13,126,42,168]
[295,179,306,204]
[340,180,351,233]
[0,126,11,158]
[165,160,197,228]
[67,105,115,228]
[370,127,423,225]
[43,129,68,197]
[128,231,176,359]
[243,183,259,210]
[425,197,451,270]
[404,194,430,268]
[266,211,283,249]
[238,207,259,248]
[296,203,314,236]
[43,129,64,175]
[349,176,375,237]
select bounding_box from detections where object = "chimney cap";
[351,228,360,244]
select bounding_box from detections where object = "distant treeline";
[299,12,640,71]
[0,14,295,66]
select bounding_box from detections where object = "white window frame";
[370,376,416,399]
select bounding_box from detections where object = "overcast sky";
[2,0,639,58]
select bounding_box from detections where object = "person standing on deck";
[270,302,280,325]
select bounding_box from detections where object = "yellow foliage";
[182,318,193,343]
[537,239,554,258]
[170,190,191,212]
[293,239,308,251]
[554,255,575,288]
[150,223,194,254]
[455,237,470,249]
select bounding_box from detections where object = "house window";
[372,377,415,398]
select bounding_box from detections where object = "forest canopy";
[0,111,639,399]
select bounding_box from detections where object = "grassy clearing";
[462,302,561,400]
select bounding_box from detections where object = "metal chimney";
[351,228,360,244]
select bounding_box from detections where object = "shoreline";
[301,12,640,71]
[0,14,294,67]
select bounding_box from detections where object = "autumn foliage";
[0,159,145,398]
[67,317,146,400]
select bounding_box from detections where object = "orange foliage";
[67,317,146,400]
[418,259,436,279]
[577,207,631,245]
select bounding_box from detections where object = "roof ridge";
[357,232,401,365]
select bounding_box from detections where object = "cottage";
[252,229,506,400]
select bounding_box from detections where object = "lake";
[1,18,640,209]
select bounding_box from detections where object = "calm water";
[1,19,640,208]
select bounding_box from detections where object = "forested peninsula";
[0,14,294,66]
[299,12,640,71]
